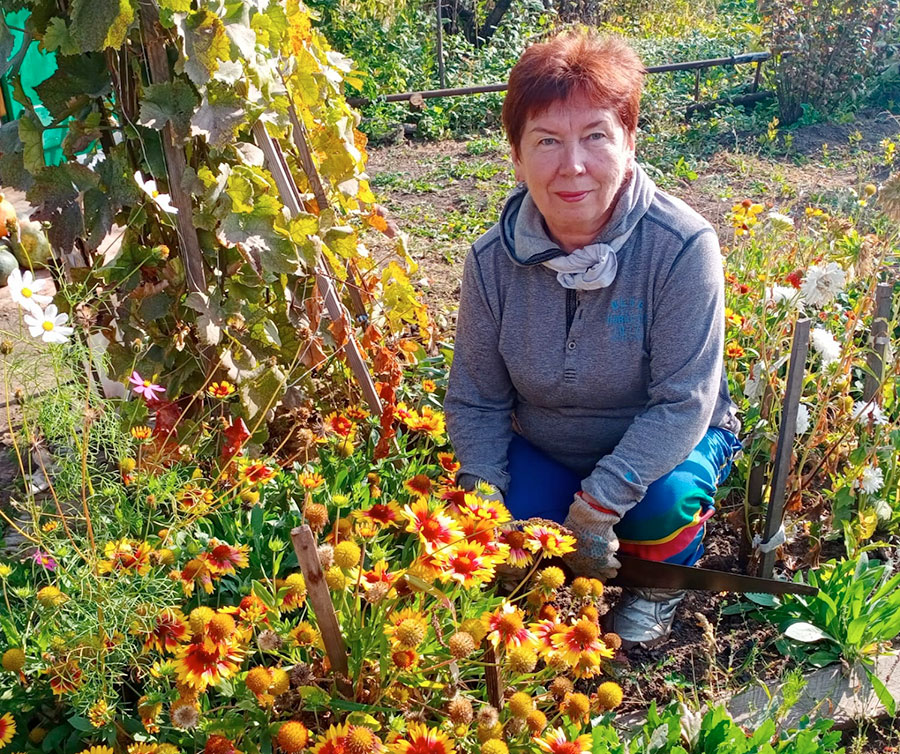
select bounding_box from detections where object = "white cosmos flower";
[23,303,74,344]
[766,284,801,307]
[873,498,892,522]
[795,403,811,435]
[744,362,765,402]
[810,327,841,365]
[856,466,885,495]
[801,262,846,307]
[134,170,179,214]
[6,268,52,312]
[852,401,889,426]
[767,211,794,231]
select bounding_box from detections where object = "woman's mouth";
[556,190,590,202]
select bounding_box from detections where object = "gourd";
[0,248,18,286]
[0,194,17,239]
[15,219,53,268]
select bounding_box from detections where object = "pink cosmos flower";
[33,549,57,571]
[129,371,165,401]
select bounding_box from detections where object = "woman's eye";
[589,132,606,140]
[539,137,557,146]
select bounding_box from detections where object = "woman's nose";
[559,143,587,175]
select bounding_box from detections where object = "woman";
[445,31,742,648]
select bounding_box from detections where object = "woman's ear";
[511,149,524,183]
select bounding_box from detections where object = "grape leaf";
[41,18,80,55]
[34,53,110,120]
[18,113,45,174]
[190,96,246,148]
[139,80,198,140]
[70,0,135,52]
[179,9,230,86]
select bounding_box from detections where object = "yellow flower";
[0,712,15,748]
[131,425,152,440]
[207,380,236,398]
[36,585,67,608]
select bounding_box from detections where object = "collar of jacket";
[499,162,657,267]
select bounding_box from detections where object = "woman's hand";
[563,492,621,580]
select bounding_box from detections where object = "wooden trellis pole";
[759,318,810,579]
[291,525,353,696]
[863,282,894,405]
[251,120,383,417]
[137,3,207,295]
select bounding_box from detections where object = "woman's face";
[512,93,635,252]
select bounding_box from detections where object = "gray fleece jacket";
[444,163,740,517]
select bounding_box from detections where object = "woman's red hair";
[502,31,645,154]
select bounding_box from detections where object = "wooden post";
[759,318,810,579]
[863,282,893,405]
[251,120,383,417]
[285,104,369,324]
[137,3,207,295]
[483,642,503,710]
[751,59,763,93]
[290,525,353,696]
[436,0,446,89]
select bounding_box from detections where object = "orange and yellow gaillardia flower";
[437,542,503,588]
[391,722,455,754]
[485,602,535,649]
[140,607,189,654]
[200,540,249,576]
[354,500,403,528]
[523,524,577,557]
[534,727,593,754]
[312,722,351,754]
[0,712,16,748]
[174,639,244,693]
[403,499,463,554]
[97,538,153,575]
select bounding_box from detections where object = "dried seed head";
[549,676,574,701]
[449,631,476,659]
[447,694,474,725]
[476,705,499,729]
[365,582,390,604]
[602,632,622,651]
[317,543,335,569]
[303,502,329,532]
[257,629,282,652]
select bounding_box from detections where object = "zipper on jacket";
[565,289,577,337]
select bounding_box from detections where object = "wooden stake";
[290,525,352,696]
[759,318,810,579]
[285,103,368,323]
[251,120,383,416]
[137,3,207,295]
[863,282,893,405]
[483,642,503,710]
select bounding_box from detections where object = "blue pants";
[505,427,742,565]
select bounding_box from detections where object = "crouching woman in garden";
[445,30,743,648]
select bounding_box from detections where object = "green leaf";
[68,715,94,731]
[806,650,840,667]
[139,292,173,321]
[18,113,44,174]
[34,53,110,121]
[218,213,304,276]
[139,80,199,141]
[70,0,135,51]
[252,580,276,608]
[160,0,193,10]
[179,9,231,86]
[241,366,287,423]
[41,17,80,55]
[26,163,100,207]
[323,225,358,259]
[868,667,897,716]
[745,592,779,607]
[190,95,246,148]
[783,621,832,644]
[251,3,288,50]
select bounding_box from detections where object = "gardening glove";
[456,473,505,505]
[563,492,621,581]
